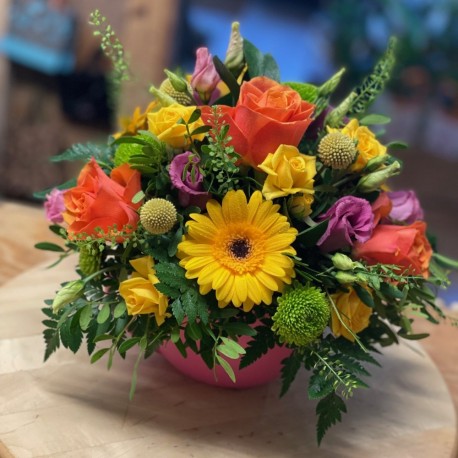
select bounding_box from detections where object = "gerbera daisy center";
[228,237,252,260]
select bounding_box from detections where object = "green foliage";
[51,142,114,166]
[284,82,318,102]
[240,321,276,369]
[316,393,347,445]
[243,39,280,81]
[201,106,241,196]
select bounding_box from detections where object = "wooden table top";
[1,201,457,457]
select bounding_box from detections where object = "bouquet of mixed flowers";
[37,17,458,444]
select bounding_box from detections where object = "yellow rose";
[330,287,372,341]
[330,119,386,172]
[119,256,170,326]
[288,193,314,220]
[147,104,205,148]
[258,144,316,200]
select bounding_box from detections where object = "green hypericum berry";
[79,245,101,276]
[272,285,330,346]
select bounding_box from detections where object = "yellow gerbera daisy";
[177,190,298,312]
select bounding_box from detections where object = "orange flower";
[203,76,315,168]
[63,158,142,240]
[113,101,157,139]
[371,192,392,227]
[353,221,432,278]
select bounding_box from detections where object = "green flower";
[272,285,330,346]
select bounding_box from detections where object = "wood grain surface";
[0,202,457,457]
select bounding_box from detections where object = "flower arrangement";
[36,18,458,444]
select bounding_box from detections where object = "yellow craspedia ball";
[140,199,177,235]
[159,78,193,106]
[318,132,357,170]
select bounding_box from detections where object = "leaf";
[34,242,65,252]
[79,303,93,331]
[215,354,236,383]
[353,283,375,308]
[386,141,408,150]
[240,325,275,369]
[217,343,240,360]
[132,190,145,204]
[90,347,110,364]
[316,392,347,445]
[97,303,111,324]
[284,82,318,102]
[190,125,212,136]
[223,322,257,337]
[118,337,141,354]
[33,178,77,200]
[168,226,183,258]
[220,337,245,355]
[297,219,328,248]
[171,298,185,324]
[60,318,82,353]
[308,372,335,400]
[359,114,391,125]
[398,331,430,340]
[43,328,60,361]
[243,39,280,81]
[213,55,240,104]
[433,253,458,270]
[154,262,188,290]
[280,352,302,397]
[156,282,181,299]
[113,301,126,319]
[50,142,113,164]
[185,321,202,341]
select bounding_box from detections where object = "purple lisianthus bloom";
[169,151,210,209]
[387,190,424,224]
[44,188,65,223]
[317,196,374,252]
[191,47,221,104]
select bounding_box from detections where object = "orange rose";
[203,76,315,168]
[352,221,432,278]
[371,192,392,227]
[63,158,142,239]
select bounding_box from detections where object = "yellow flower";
[113,101,157,140]
[330,287,372,341]
[147,104,205,148]
[288,193,314,220]
[258,144,316,200]
[177,190,297,312]
[329,119,386,172]
[118,256,170,325]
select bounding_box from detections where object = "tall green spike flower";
[272,285,330,346]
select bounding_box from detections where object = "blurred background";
[0,0,456,296]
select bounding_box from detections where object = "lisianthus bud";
[164,69,189,92]
[331,253,355,271]
[363,154,388,173]
[191,47,221,104]
[225,21,244,76]
[272,285,330,346]
[140,199,177,235]
[357,161,401,193]
[335,271,358,284]
[52,280,85,313]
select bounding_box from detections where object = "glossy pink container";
[159,336,292,389]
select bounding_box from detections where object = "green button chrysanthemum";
[79,245,101,276]
[272,285,330,346]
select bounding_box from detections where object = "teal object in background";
[0,0,76,75]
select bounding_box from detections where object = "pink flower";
[169,151,210,209]
[44,188,65,224]
[387,190,424,224]
[317,196,374,252]
[191,47,221,104]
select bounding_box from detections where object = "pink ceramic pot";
[159,335,292,389]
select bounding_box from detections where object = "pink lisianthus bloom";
[317,196,374,252]
[387,190,424,224]
[191,47,221,104]
[169,151,210,209]
[44,188,65,223]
